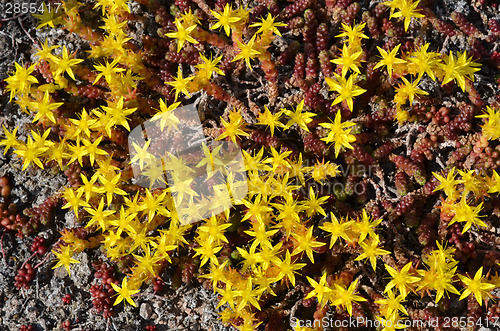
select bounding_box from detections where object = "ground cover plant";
[1,0,500,330]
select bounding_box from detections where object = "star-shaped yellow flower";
[231,35,261,69]
[210,4,241,36]
[325,73,366,111]
[165,18,199,52]
[52,245,80,276]
[459,267,495,305]
[111,277,140,307]
[166,66,195,100]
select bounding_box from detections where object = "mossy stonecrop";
[1,0,500,329]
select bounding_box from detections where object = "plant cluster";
[1,0,500,330]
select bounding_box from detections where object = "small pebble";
[140,303,153,320]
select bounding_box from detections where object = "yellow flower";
[355,209,383,243]
[84,198,115,231]
[375,289,408,317]
[488,170,500,194]
[52,245,80,276]
[210,3,241,36]
[373,44,406,78]
[325,73,366,111]
[394,76,428,105]
[256,106,285,136]
[459,267,495,305]
[476,105,500,140]
[101,96,137,132]
[193,237,223,267]
[62,186,90,216]
[95,172,127,206]
[133,244,161,277]
[195,53,225,82]
[68,108,97,138]
[319,212,355,247]
[4,62,38,101]
[408,43,441,80]
[93,58,126,85]
[335,22,369,47]
[384,262,420,299]
[432,167,463,199]
[319,110,357,157]
[394,108,410,125]
[100,14,127,37]
[331,279,367,316]
[275,250,306,286]
[330,43,363,77]
[34,39,58,62]
[111,277,140,307]
[384,0,424,31]
[235,278,263,311]
[165,66,195,100]
[231,35,261,69]
[0,126,20,155]
[13,135,48,170]
[152,99,181,132]
[305,273,332,307]
[355,235,390,271]
[250,13,287,37]
[32,2,64,29]
[52,45,84,81]
[448,198,486,234]
[302,186,329,217]
[164,18,198,52]
[291,226,325,263]
[283,99,316,132]
[217,109,249,143]
[438,51,481,92]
